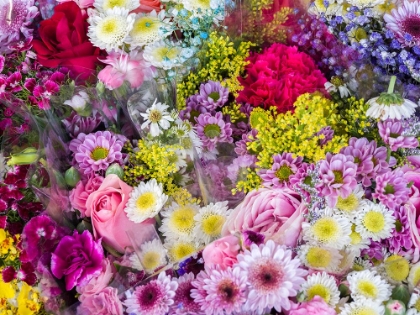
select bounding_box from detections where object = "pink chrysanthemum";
[259,152,303,188]
[317,153,358,207]
[384,0,420,47]
[372,169,410,210]
[196,81,229,111]
[124,272,178,315]
[378,120,419,152]
[191,267,247,315]
[195,112,233,151]
[171,273,203,315]
[69,131,127,175]
[234,240,307,314]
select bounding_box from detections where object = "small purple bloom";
[51,230,104,291]
[69,131,127,175]
[226,155,257,183]
[378,120,419,151]
[62,112,102,138]
[179,95,208,122]
[234,129,257,156]
[196,81,229,111]
[195,112,233,151]
[317,153,358,207]
[373,169,410,210]
[242,231,265,247]
[259,153,303,188]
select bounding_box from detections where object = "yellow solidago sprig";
[177,33,253,110]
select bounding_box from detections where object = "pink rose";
[202,235,240,270]
[77,259,115,301]
[77,287,123,315]
[85,175,155,253]
[405,170,420,211]
[70,175,104,217]
[222,187,305,247]
[288,296,336,315]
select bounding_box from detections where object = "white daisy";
[409,262,420,290]
[128,252,143,271]
[355,201,395,242]
[298,244,342,272]
[324,77,351,98]
[408,291,420,315]
[164,239,199,262]
[335,184,365,218]
[124,178,168,223]
[159,202,200,241]
[127,10,172,48]
[339,297,385,315]
[143,40,184,70]
[140,99,174,137]
[193,201,230,245]
[167,148,187,171]
[93,0,139,12]
[347,269,391,303]
[137,238,167,273]
[300,272,340,307]
[180,0,221,12]
[302,214,352,249]
[88,8,135,51]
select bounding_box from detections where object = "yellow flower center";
[141,251,161,271]
[103,0,126,9]
[149,109,163,123]
[353,262,365,272]
[415,298,420,311]
[350,224,362,245]
[312,217,340,243]
[91,147,109,161]
[131,17,159,37]
[170,207,196,234]
[357,280,377,299]
[306,247,332,268]
[136,192,156,211]
[203,124,221,139]
[410,266,420,287]
[306,284,331,303]
[336,194,359,212]
[363,211,385,233]
[169,242,195,261]
[154,47,180,62]
[201,214,225,237]
[275,165,293,182]
[100,19,117,35]
[385,255,410,282]
[332,170,344,184]
[349,308,376,315]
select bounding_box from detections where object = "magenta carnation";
[51,230,104,291]
[237,43,327,113]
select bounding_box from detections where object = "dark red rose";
[32,2,102,81]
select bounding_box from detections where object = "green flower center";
[303,176,312,186]
[91,147,109,161]
[395,219,402,233]
[204,124,221,139]
[208,92,220,101]
[333,170,344,184]
[149,109,163,123]
[275,165,293,182]
[189,110,200,124]
[376,92,404,106]
[384,184,395,194]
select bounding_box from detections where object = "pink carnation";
[69,175,104,217]
[288,296,337,315]
[237,43,327,113]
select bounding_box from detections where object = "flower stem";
[387,76,397,94]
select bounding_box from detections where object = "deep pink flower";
[51,230,104,290]
[373,169,410,210]
[259,152,303,188]
[317,153,358,207]
[378,120,419,151]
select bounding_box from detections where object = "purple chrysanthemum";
[234,240,307,314]
[315,126,334,146]
[180,95,208,122]
[196,81,229,111]
[195,112,233,151]
[234,129,257,156]
[378,120,419,152]
[124,272,178,315]
[259,153,303,188]
[372,169,410,210]
[317,153,358,207]
[69,131,127,175]
[171,273,203,315]
[289,162,315,187]
[386,205,413,255]
[191,266,247,315]
[340,138,390,187]
[62,112,102,139]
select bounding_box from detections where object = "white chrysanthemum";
[349,223,371,252]
[409,262,420,290]
[339,297,385,315]
[88,8,134,51]
[180,0,221,11]
[355,201,395,241]
[408,291,420,315]
[193,201,230,245]
[298,245,342,272]
[164,239,198,262]
[335,185,365,218]
[159,202,200,241]
[302,214,352,249]
[124,178,168,223]
[308,0,343,16]
[128,252,143,271]
[143,40,183,70]
[346,0,384,7]
[140,99,174,137]
[127,10,171,48]
[93,0,139,12]
[325,76,351,98]
[366,95,418,120]
[352,257,373,272]
[167,148,187,171]
[347,270,391,303]
[138,238,167,273]
[300,272,340,307]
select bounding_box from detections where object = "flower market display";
[3,0,420,314]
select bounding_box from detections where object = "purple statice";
[69,130,127,175]
[242,231,264,248]
[234,129,257,156]
[196,81,229,111]
[170,273,203,315]
[195,112,233,151]
[226,154,257,183]
[177,252,204,277]
[373,169,410,210]
[340,138,390,187]
[385,205,413,255]
[179,95,208,122]
[259,153,303,188]
[378,120,419,152]
[62,111,102,138]
[0,0,38,53]
[51,230,104,290]
[317,153,358,208]
[315,126,334,146]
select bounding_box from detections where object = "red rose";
[32,2,102,81]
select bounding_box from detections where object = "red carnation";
[237,43,327,113]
